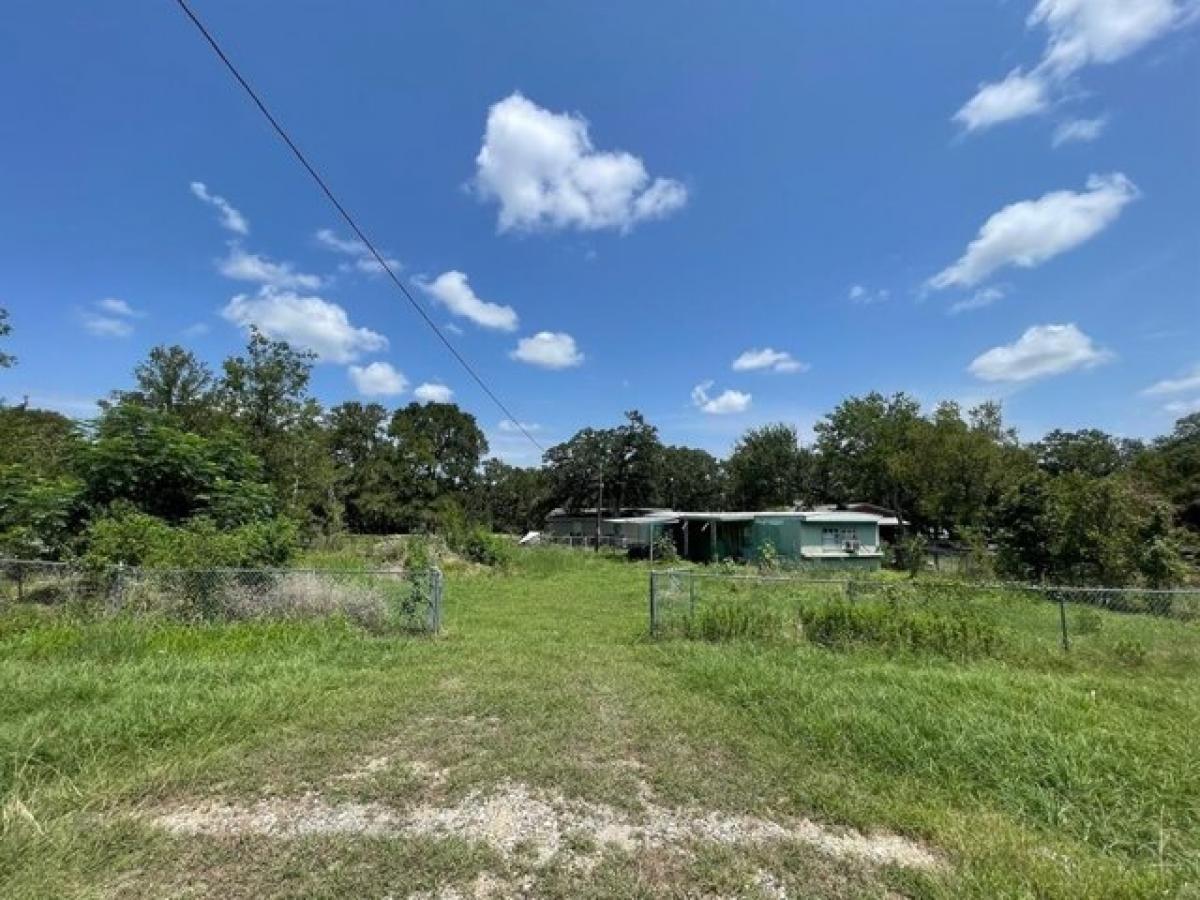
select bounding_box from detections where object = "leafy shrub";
[82,508,297,569]
[799,599,1002,659]
[894,534,928,577]
[456,528,514,568]
[653,533,679,563]
[755,539,780,573]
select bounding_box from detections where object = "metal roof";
[675,512,757,522]
[603,514,680,524]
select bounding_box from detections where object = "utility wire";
[172,0,545,454]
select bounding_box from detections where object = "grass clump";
[799,599,1003,660]
[684,596,787,642]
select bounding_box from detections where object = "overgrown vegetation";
[798,600,1002,659]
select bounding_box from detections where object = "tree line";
[1,310,1196,585]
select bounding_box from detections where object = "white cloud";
[416,271,518,332]
[968,323,1112,382]
[928,173,1137,289]
[948,286,1007,315]
[1052,116,1108,146]
[221,287,387,364]
[80,298,139,338]
[314,228,400,276]
[848,284,890,305]
[691,380,752,415]
[182,322,211,338]
[96,297,141,318]
[732,348,809,373]
[413,382,454,403]
[498,419,542,433]
[81,313,133,338]
[1164,397,1200,415]
[190,181,249,235]
[349,362,407,397]
[955,0,1191,132]
[511,331,584,369]
[1142,363,1200,396]
[218,246,323,291]
[473,92,688,233]
[1032,0,1183,74]
[954,69,1049,131]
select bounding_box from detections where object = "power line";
[171,0,545,454]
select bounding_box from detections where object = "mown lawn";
[1,548,1197,898]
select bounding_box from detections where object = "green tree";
[992,471,1170,586]
[112,345,217,431]
[77,404,274,527]
[814,393,924,532]
[1138,504,1188,588]
[1033,428,1134,478]
[388,401,488,531]
[658,445,725,510]
[0,406,82,476]
[1134,413,1200,531]
[475,459,548,533]
[0,307,14,369]
[327,401,396,533]
[0,465,83,558]
[217,329,336,530]
[726,423,806,510]
[543,428,616,512]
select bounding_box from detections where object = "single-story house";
[547,507,884,570]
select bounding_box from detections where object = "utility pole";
[595,477,604,553]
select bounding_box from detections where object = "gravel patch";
[151,780,942,872]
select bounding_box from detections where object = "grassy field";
[1,548,1198,898]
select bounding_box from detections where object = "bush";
[82,508,297,569]
[755,539,780,573]
[685,597,786,643]
[894,534,928,577]
[799,599,1002,659]
[456,528,514,568]
[653,533,679,563]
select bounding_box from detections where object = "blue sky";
[1,1,1197,464]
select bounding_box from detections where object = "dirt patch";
[154,792,397,838]
[150,780,942,873]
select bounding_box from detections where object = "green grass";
[1,547,1198,898]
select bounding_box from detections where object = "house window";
[821,527,859,550]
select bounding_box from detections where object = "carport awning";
[603,515,680,525]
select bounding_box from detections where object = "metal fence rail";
[542,534,632,550]
[0,559,443,634]
[649,567,1200,656]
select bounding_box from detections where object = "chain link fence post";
[649,569,658,637]
[108,562,125,615]
[429,567,443,634]
[1056,589,1070,651]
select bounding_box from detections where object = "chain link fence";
[0,559,443,634]
[541,534,632,550]
[649,568,1200,663]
